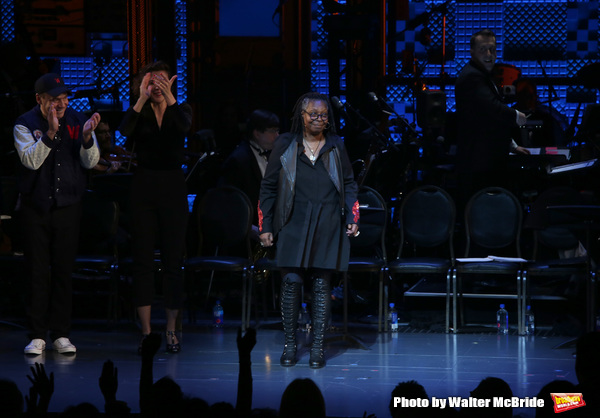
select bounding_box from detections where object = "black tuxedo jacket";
[218,140,263,223]
[455,60,518,174]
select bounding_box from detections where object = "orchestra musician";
[513,78,569,148]
[92,120,136,174]
[455,29,530,207]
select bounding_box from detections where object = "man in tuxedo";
[455,29,529,205]
[218,109,280,238]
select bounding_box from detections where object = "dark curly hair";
[289,92,337,136]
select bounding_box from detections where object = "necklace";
[303,138,322,164]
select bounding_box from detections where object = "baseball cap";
[35,73,70,97]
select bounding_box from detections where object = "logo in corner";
[551,393,585,413]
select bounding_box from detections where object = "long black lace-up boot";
[309,276,330,369]
[280,275,301,366]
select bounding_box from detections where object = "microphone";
[367,92,395,116]
[331,95,397,149]
[331,96,344,110]
[367,91,419,137]
[332,95,364,114]
[331,96,351,120]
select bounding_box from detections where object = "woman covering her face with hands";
[118,61,192,354]
[258,92,359,369]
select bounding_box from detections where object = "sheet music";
[548,158,598,174]
[456,256,528,263]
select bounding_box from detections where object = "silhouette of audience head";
[0,379,23,418]
[250,407,279,417]
[279,378,326,418]
[245,109,280,151]
[149,376,184,417]
[60,402,101,417]
[182,396,209,417]
[534,379,579,418]
[460,377,513,418]
[388,380,431,418]
[207,401,236,418]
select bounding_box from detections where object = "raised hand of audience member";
[140,333,161,415]
[99,360,118,403]
[236,327,257,416]
[237,326,257,362]
[25,362,54,415]
[99,360,131,417]
[140,332,161,360]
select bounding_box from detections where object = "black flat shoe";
[166,331,181,354]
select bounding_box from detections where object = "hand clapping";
[83,112,101,143]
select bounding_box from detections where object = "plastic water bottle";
[389,303,398,332]
[496,303,508,334]
[525,305,535,335]
[298,302,311,332]
[213,300,224,328]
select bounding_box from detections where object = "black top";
[259,133,358,270]
[118,102,192,170]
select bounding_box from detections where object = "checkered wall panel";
[504,2,567,60]
[1,0,14,43]
[566,0,599,59]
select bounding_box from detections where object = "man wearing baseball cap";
[14,73,100,355]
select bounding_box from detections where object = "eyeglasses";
[303,111,329,121]
[266,128,279,134]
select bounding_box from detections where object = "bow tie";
[258,149,271,158]
[250,142,271,159]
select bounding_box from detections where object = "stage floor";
[0,316,578,418]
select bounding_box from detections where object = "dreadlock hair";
[289,92,337,136]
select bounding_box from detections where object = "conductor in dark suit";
[455,29,529,205]
[218,109,280,236]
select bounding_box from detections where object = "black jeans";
[22,201,81,341]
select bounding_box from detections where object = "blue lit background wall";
[2,0,598,141]
[309,0,599,135]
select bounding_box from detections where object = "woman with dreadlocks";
[258,92,359,368]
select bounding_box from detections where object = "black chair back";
[351,186,387,258]
[525,186,584,258]
[197,186,253,258]
[78,190,119,257]
[464,187,522,256]
[398,185,455,258]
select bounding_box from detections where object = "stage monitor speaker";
[417,90,446,130]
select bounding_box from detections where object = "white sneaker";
[24,339,46,355]
[52,337,77,354]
